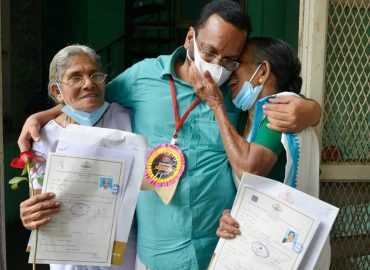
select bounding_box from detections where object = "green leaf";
[26,159,32,167]
[11,183,19,190]
[9,176,29,185]
[21,167,28,176]
[37,176,44,186]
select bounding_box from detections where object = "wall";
[247,0,299,51]
[41,0,125,81]
[8,0,43,127]
[4,0,42,225]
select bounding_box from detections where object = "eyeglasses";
[58,72,107,88]
[195,37,240,71]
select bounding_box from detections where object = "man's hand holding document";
[28,125,148,266]
[209,173,339,270]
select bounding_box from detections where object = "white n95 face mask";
[192,36,232,86]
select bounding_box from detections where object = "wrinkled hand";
[216,210,241,239]
[20,192,60,230]
[189,63,224,111]
[263,95,321,133]
[18,116,42,153]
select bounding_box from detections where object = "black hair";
[194,0,252,34]
[247,37,302,94]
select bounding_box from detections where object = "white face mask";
[192,35,232,86]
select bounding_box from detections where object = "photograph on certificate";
[209,186,318,270]
[29,153,126,266]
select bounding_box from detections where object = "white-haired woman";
[19,44,136,270]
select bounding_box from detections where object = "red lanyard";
[169,76,201,143]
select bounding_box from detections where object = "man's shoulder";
[131,54,171,70]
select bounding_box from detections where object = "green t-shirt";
[253,118,286,182]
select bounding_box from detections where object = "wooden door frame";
[0,0,8,268]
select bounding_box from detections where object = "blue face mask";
[232,64,263,111]
[61,101,109,126]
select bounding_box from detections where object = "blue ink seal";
[112,184,120,195]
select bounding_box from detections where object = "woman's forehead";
[238,54,253,71]
[240,45,253,62]
[64,54,97,72]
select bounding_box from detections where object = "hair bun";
[287,75,302,93]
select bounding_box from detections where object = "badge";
[145,143,185,187]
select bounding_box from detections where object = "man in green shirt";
[105,2,247,268]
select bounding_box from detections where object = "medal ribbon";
[169,76,201,143]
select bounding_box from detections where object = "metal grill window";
[322,0,369,163]
[320,182,369,270]
[320,1,369,269]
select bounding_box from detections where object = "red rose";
[10,151,34,169]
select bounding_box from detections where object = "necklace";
[63,114,68,128]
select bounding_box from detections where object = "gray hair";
[48,44,101,102]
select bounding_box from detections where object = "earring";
[259,77,264,84]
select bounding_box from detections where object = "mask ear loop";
[56,83,65,101]
[56,83,73,108]
[248,64,262,83]
[55,83,69,127]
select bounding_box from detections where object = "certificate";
[209,173,339,270]
[54,125,148,265]
[30,153,126,266]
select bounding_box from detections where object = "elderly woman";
[19,44,135,270]
[191,37,329,269]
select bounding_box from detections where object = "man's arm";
[18,105,62,152]
[263,95,322,133]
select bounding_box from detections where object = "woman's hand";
[263,95,322,133]
[20,192,60,230]
[189,63,224,111]
[216,210,241,239]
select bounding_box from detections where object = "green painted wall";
[247,0,300,51]
[41,0,125,82]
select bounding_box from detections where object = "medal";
[145,76,201,190]
[145,143,185,187]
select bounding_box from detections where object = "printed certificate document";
[209,173,339,270]
[27,125,148,266]
[54,124,148,265]
[30,153,125,266]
